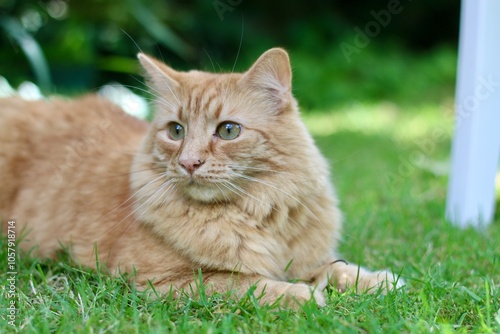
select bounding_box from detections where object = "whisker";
[126,78,179,113]
[213,182,230,204]
[229,171,322,224]
[220,180,272,211]
[231,16,244,73]
[98,172,170,235]
[123,81,177,112]
[203,48,216,73]
[219,180,246,202]
[126,180,176,228]
[157,183,178,209]
[106,178,175,235]
[218,179,309,231]
[228,165,317,185]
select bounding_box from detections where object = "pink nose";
[179,158,204,174]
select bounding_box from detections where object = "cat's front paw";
[307,261,404,294]
[331,263,404,293]
[352,269,405,293]
[281,283,326,308]
[257,280,326,308]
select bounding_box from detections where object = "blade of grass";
[0,15,52,91]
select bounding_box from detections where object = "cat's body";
[1,49,401,306]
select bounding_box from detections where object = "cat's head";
[135,48,323,204]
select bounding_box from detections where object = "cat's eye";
[167,122,185,141]
[216,121,242,140]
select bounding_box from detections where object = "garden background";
[1,0,499,333]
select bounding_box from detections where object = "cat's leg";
[305,260,404,293]
[135,271,326,308]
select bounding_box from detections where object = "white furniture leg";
[446,0,500,227]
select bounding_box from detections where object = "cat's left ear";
[137,53,180,94]
[239,48,292,109]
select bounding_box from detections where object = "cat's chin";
[184,183,228,203]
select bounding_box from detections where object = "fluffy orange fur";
[0,48,402,307]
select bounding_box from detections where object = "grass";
[1,100,499,333]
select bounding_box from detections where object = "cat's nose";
[179,158,205,175]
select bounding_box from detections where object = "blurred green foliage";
[0,0,459,110]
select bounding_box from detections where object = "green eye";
[216,121,242,140]
[167,122,185,141]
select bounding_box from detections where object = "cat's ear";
[239,48,292,110]
[137,53,180,93]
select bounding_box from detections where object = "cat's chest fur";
[136,190,334,280]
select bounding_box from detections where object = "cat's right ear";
[137,53,180,93]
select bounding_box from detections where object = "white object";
[99,83,149,120]
[18,81,43,100]
[446,0,500,227]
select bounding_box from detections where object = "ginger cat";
[0,48,402,307]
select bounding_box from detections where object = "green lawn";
[1,101,499,333]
